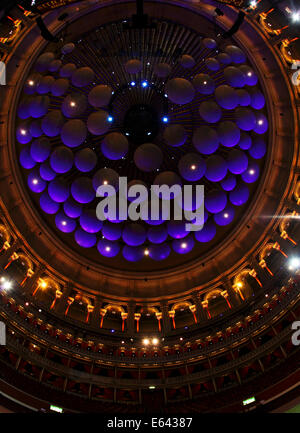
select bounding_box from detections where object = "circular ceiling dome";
[14,10,269,278]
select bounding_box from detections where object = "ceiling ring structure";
[0,0,298,302]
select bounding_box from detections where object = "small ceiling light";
[249,169,255,175]
[61,221,67,226]
[247,72,252,77]
[149,386,156,389]
[292,12,300,22]
[130,81,136,87]
[38,309,42,312]
[141,80,148,88]
[125,132,130,136]
[105,246,111,252]
[103,180,108,185]
[32,178,38,185]
[288,257,300,271]
[143,338,150,345]
[152,338,159,345]
[25,302,29,306]
[162,116,169,123]
[40,280,47,289]
[190,164,196,170]
[70,101,76,107]
[181,242,187,249]
[121,340,125,344]
[203,81,207,85]
[180,337,183,341]
[20,129,27,135]
[3,280,12,290]
[224,213,229,218]
[107,115,113,122]
[258,119,263,125]
[250,0,257,7]
[28,80,34,86]
[164,93,168,98]
[144,249,149,256]
[147,132,151,136]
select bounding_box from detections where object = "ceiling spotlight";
[32,178,38,185]
[40,280,47,289]
[70,101,76,107]
[149,386,156,389]
[2,280,12,290]
[125,132,130,136]
[181,242,187,249]
[130,81,136,87]
[147,132,151,136]
[249,0,257,7]
[180,337,183,341]
[20,129,27,135]
[224,213,229,218]
[249,169,255,175]
[292,12,300,22]
[162,116,169,123]
[257,119,263,125]
[103,180,108,185]
[144,249,149,256]
[143,338,150,345]
[105,246,111,252]
[152,338,159,345]
[107,115,114,122]
[190,164,196,170]
[288,257,300,271]
[141,81,148,88]
[61,221,67,226]
[28,80,34,86]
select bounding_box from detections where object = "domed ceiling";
[15,12,269,273]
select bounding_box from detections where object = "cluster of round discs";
[17,37,268,262]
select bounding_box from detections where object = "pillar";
[90,298,102,328]
[160,301,171,333]
[55,282,73,315]
[0,239,21,268]
[127,301,136,335]
[222,281,241,308]
[21,264,46,296]
[192,291,207,322]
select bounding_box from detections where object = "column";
[249,257,269,285]
[55,282,73,315]
[191,291,207,322]
[222,281,241,308]
[21,264,46,296]
[90,297,103,328]
[160,301,171,333]
[127,301,136,335]
[0,239,21,268]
